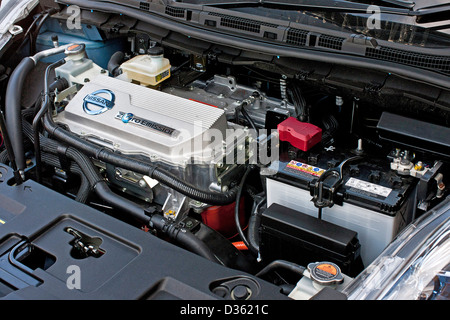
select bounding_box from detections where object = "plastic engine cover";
[55,75,228,167]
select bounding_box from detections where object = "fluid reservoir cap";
[65,43,86,56]
[307,262,344,286]
[147,46,164,56]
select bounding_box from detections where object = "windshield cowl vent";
[207,12,279,34]
[365,46,450,75]
[286,28,309,47]
[317,34,346,51]
[165,5,187,18]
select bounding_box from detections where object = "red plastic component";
[277,117,322,151]
[201,198,245,239]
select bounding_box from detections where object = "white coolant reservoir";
[55,43,105,87]
[289,262,352,300]
[120,47,171,86]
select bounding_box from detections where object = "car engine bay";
[0,2,449,300]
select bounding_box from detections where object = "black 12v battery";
[264,143,417,266]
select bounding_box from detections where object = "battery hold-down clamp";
[309,156,362,219]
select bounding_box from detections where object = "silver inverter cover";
[55,75,228,167]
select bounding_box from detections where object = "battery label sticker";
[345,177,392,198]
[285,160,325,177]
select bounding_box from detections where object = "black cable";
[16,8,58,56]
[240,103,258,131]
[15,12,45,54]
[234,165,254,251]
[0,108,23,184]
[107,51,125,77]
[40,152,91,204]
[30,11,54,55]
[0,139,32,165]
[21,118,90,202]
[32,58,66,183]
[247,196,265,254]
[5,56,36,172]
[255,260,306,279]
[149,214,220,264]
[287,82,307,121]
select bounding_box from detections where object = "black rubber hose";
[240,103,258,131]
[0,109,24,185]
[75,176,91,204]
[234,165,254,251]
[40,152,91,204]
[48,140,151,224]
[149,213,220,264]
[60,145,146,221]
[107,51,124,77]
[42,112,240,206]
[22,119,90,203]
[92,181,151,225]
[255,260,306,279]
[0,140,33,165]
[5,57,36,172]
[30,11,54,55]
[247,196,266,254]
[151,168,239,205]
[33,59,66,183]
[16,8,59,55]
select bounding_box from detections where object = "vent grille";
[366,47,450,75]
[139,2,150,11]
[317,35,345,50]
[208,12,278,33]
[165,6,186,18]
[286,28,309,47]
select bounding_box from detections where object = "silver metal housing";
[55,75,229,168]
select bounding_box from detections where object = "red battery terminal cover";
[277,117,322,151]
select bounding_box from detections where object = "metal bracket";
[65,227,105,259]
[309,156,362,219]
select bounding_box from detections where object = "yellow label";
[286,160,325,177]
